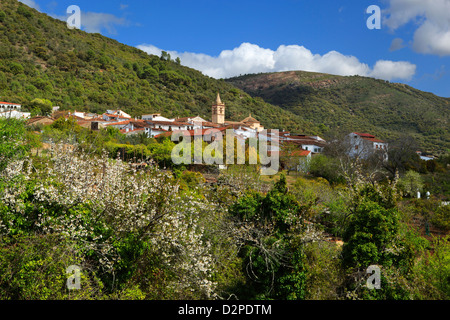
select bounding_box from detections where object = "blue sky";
[20,0,450,98]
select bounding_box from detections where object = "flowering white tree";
[0,142,217,298]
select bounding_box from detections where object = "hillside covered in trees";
[227,71,450,153]
[0,0,318,134]
[1,0,448,154]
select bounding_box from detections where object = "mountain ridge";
[0,0,318,134]
[1,0,448,153]
[226,71,450,153]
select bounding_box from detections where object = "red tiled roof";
[0,102,21,105]
[104,120,131,126]
[175,117,194,122]
[241,115,259,123]
[291,150,312,157]
[184,128,229,136]
[26,116,54,125]
[353,132,376,138]
[154,132,172,138]
[353,132,385,143]
[201,121,222,128]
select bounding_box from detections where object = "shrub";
[0,234,104,300]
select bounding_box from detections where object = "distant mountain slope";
[0,0,318,134]
[227,71,450,153]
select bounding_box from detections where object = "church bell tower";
[212,93,225,124]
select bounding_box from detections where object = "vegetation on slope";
[227,71,450,153]
[0,0,318,134]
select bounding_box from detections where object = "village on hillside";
[1,95,419,172]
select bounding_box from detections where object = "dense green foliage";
[0,118,28,170]
[0,118,449,300]
[0,0,317,133]
[229,175,309,299]
[228,71,450,153]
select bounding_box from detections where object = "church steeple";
[216,93,222,105]
[212,93,225,124]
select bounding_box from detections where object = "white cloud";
[81,12,127,34]
[384,0,450,56]
[50,10,128,35]
[370,60,416,81]
[18,0,40,10]
[137,42,416,82]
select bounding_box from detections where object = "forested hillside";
[227,71,450,153]
[0,0,318,133]
[2,0,448,153]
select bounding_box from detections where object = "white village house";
[0,101,22,112]
[347,132,388,160]
[0,102,30,119]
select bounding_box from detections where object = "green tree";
[309,154,344,184]
[229,175,309,299]
[0,118,29,171]
[149,138,176,168]
[9,62,24,75]
[160,51,171,61]
[0,10,6,22]
[398,170,424,198]
[17,5,32,18]
[341,183,416,299]
[29,98,53,116]
[342,199,401,269]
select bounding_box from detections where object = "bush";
[17,6,32,18]
[29,98,53,116]
[309,154,345,184]
[430,205,450,231]
[342,199,402,269]
[9,62,24,75]
[0,234,104,300]
[0,118,29,171]
[228,175,312,299]
[0,10,6,22]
